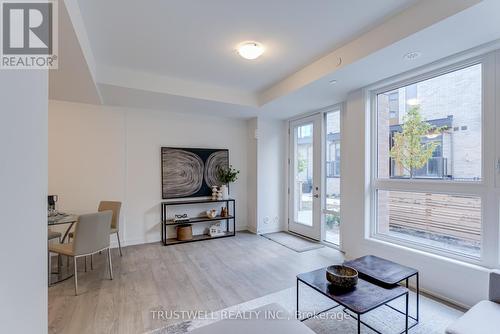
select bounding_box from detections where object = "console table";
[161,198,235,246]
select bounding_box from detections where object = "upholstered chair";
[69,201,123,258]
[48,230,61,241]
[98,201,123,256]
[48,230,61,283]
[49,211,114,295]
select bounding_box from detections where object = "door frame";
[286,104,344,246]
[287,113,323,240]
[322,105,343,248]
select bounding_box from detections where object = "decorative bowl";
[326,265,358,289]
[206,209,217,219]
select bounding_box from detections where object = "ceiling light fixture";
[403,51,422,61]
[237,41,265,60]
[329,79,338,85]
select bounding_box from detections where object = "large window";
[373,63,485,259]
[376,190,481,256]
[377,64,482,181]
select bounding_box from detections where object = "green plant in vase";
[217,165,240,199]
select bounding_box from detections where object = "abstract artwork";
[161,147,229,199]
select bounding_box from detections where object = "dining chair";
[48,230,61,284]
[99,201,123,256]
[48,211,114,295]
[69,201,123,258]
[48,230,61,242]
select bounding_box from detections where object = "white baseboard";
[118,226,251,247]
[246,226,257,234]
[257,227,283,234]
[417,286,470,310]
[116,237,161,247]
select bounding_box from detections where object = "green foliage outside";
[297,159,307,173]
[326,212,340,229]
[390,106,443,178]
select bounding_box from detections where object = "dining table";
[48,212,78,285]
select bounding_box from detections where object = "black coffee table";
[344,255,419,328]
[297,268,409,334]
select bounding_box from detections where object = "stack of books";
[173,214,190,223]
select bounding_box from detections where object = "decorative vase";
[220,184,229,199]
[220,207,228,217]
[211,186,218,200]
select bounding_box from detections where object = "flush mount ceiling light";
[237,41,265,60]
[403,51,422,61]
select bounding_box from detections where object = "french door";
[288,114,322,240]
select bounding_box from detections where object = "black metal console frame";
[161,198,235,246]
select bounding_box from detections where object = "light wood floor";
[48,232,344,334]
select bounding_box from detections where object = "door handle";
[313,194,320,198]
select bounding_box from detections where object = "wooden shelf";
[165,215,234,226]
[164,232,235,245]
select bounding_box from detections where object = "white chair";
[69,201,123,259]
[47,230,61,283]
[99,201,123,256]
[49,211,114,295]
[48,230,61,242]
[446,271,500,334]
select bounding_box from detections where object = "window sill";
[374,177,485,187]
[321,240,344,253]
[366,234,488,270]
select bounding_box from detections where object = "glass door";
[288,114,321,240]
[324,109,341,245]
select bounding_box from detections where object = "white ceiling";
[49,0,100,104]
[259,0,500,118]
[76,0,417,93]
[50,0,500,119]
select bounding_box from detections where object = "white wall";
[0,71,48,333]
[256,117,287,234]
[246,118,258,233]
[245,117,287,234]
[49,102,126,215]
[49,100,248,245]
[340,89,490,308]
